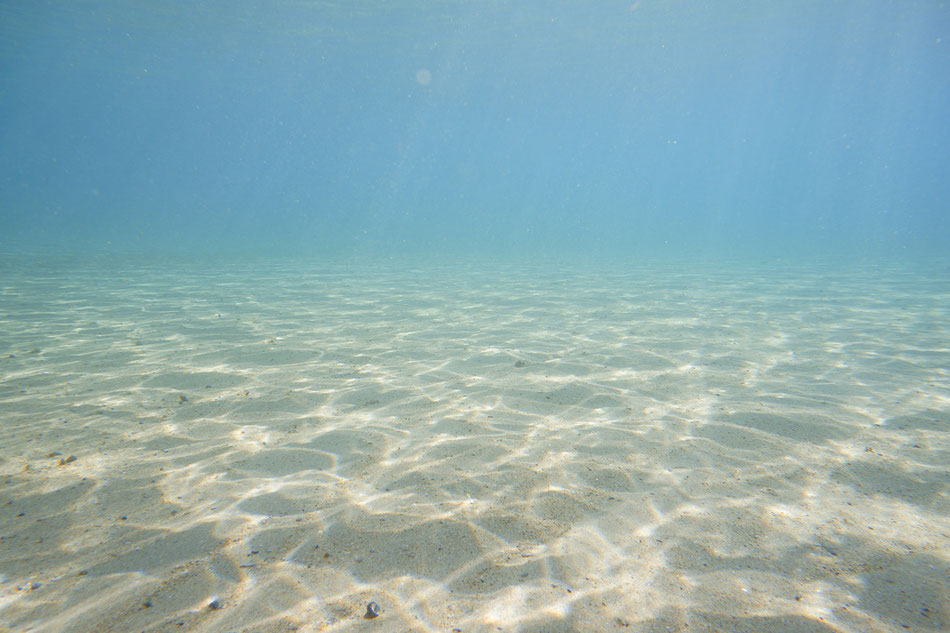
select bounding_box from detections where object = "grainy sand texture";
[1,255,948,633]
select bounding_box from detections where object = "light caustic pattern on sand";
[0,257,948,633]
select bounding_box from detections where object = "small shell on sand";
[364,601,380,619]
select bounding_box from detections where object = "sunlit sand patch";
[1,257,948,632]
[229,425,271,450]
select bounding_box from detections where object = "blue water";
[1,1,948,260]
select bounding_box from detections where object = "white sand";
[0,255,947,633]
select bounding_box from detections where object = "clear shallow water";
[1,1,948,257]
[0,255,947,632]
[1,1,949,631]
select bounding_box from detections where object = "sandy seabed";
[0,254,947,633]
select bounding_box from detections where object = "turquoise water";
[1,3,949,632]
[1,1,948,259]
